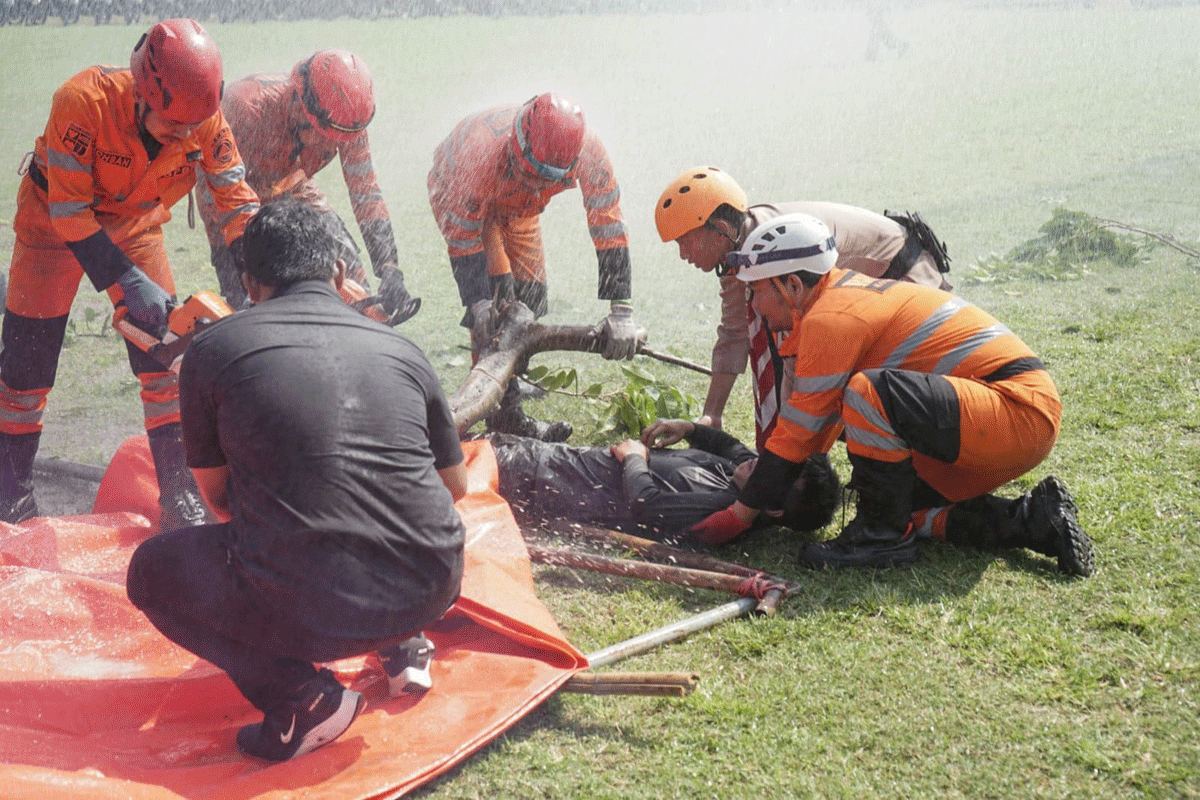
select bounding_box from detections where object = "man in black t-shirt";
[492,418,840,541]
[126,199,467,763]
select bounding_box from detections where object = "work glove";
[471,298,497,346]
[116,267,173,331]
[597,301,639,361]
[689,507,752,546]
[377,264,422,325]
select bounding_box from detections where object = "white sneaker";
[378,634,435,696]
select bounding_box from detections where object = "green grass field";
[2,3,1199,796]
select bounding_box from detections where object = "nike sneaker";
[236,668,365,762]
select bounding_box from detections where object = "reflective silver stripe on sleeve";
[791,372,851,394]
[205,163,246,188]
[47,148,90,174]
[342,160,372,177]
[348,190,383,206]
[588,222,627,240]
[447,236,480,250]
[778,401,839,434]
[883,296,971,369]
[447,212,483,232]
[49,200,93,219]
[583,187,619,210]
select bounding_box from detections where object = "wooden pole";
[560,671,700,697]
[527,544,787,601]
[548,522,799,615]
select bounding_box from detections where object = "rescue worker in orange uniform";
[655,165,953,450]
[1,19,259,530]
[428,92,639,442]
[195,49,419,323]
[678,213,1093,576]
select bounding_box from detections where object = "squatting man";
[684,212,1094,576]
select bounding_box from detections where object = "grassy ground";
[2,2,1199,796]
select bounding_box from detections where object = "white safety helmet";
[728,213,838,282]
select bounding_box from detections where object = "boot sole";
[1040,477,1094,578]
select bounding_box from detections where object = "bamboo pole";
[548,522,799,615]
[527,544,789,603]
[560,671,700,697]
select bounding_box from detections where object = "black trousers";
[126,523,432,712]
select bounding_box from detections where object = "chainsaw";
[113,291,233,372]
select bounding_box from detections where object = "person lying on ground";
[683,213,1093,576]
[127,198,467,763]
[491,418,839,541]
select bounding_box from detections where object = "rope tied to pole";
[736,573,788,600]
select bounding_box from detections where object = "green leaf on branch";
[965,207,1150,285]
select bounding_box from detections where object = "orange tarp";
[0,438,586,799]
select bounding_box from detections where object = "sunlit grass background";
[2,2,1198,796]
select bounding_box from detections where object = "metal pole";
[585,596,758,668]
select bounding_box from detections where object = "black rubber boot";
[945,476,1093,577]
[0,431,40,524]
[798,454,918,569]
[147,423,217,533]
[485,380,572,443]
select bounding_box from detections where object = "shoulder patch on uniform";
[212,130,235,166]
[62,123,92,157]
[836,271,894,293]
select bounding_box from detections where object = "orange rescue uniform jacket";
[427,102,631,307]
[759,269,1061,503]
[199,73,397,272]
[17,65,258,291]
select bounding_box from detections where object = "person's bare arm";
[699,372,740,429]
[438,462,469,502]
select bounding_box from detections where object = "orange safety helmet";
[290,49,376,142]
[130,18,223,125]
[654,165,748,243]
[510,92,586,182]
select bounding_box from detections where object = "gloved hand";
[597,301,639,361]
[689,506,753,546]
[471,298,496,345]
[116,267,173,331]
[377,265,422,325]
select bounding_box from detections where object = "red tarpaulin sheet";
[0,437,586,799]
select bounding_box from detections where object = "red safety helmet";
[510,92,586,182]
[290,49,376,142]
[130,18,223,125]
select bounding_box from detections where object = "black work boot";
[147,423,217,533]
[0,431,41,524]
[945,476,1093,577]
[798,455,918,569]
[485,380,572,443]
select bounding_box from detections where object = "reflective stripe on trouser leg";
[0,378,48,436]
[910,505,951,541]
[0,312,70,435]
[138,371,181,430]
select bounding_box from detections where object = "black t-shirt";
[179,281,465,638]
